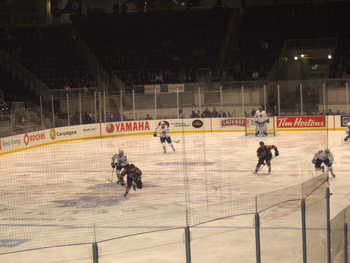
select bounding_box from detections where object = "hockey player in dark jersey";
[121,164,142,197]
[253,141,279,174]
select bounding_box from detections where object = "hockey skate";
[123,192,128,197]
[253,169,258,174]
[331,172,336,178]
[133,182,137,191]
[321,166,325,173]
[268,167,271,173]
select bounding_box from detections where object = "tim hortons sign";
[276,116,326,128]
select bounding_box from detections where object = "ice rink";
[0,130,349,263]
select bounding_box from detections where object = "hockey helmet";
[347,122,350,127]
[259,106,263,111]
[119,149,124,155]
[129,164,135,170]
[259,141,264,145]
[325,148,330,154]
[160,121,166,127]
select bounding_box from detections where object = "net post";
[300,83,303,116]
[241,85,244,117]
[326,187,331,263]
[301,198,307,263]
[277,84,280,116]
[92,242,98,263]
[52,94,55,127]
[254,212,261,263]
[185,226,191,263]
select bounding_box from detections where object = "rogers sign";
[277,116,326,128]
[24,133,46,145]
[106,121,150,133]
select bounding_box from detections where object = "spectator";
[271,105,279,116]
[212,107,219,117]
[190,110,199,118]
[203,107,211,118]
[252,70,259,80]
[187,68,194,83]
[251,108,256,116]
[154,72,163,84]
[145,114,153,120]
[179,109,185,118]
[91,113,97,123]
[121,2,127,13]
[125,73,135,88]
[3,111,10,121]
[326,109,334,115]
[82,111,92,124]
[64,83,70,90]
[221,111,227,117]
[113,1,119,13]
[179,70,187,83]
[335,110,341,115]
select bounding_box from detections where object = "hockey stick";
[155,135,180,143]
[108,167,114,183]
[253,156,276,173]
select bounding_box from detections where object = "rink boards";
[0,115,344,155]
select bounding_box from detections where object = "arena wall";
[0,115,346,156]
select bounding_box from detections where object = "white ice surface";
[0,130,349,263]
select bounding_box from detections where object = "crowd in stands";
[0,26,91,90]
[72,7,230,92]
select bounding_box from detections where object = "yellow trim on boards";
[0,127,344,156]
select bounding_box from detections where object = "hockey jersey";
[312,150,334,164]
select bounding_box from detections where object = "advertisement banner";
[168,84,184,93]
[144,85,160,94]
[277,116,326,128]
[221,118,246,127]
[341,116,350,127]
[105,121,151,134]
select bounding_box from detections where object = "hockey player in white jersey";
[312,148,335,177]
[154,121,175,153]
[111,149,129,185]
[254,106,269,136]
[344,122,350,141]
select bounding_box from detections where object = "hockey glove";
[111,163,116,168]
[345,136,349,141]
[153,132,157,137]
[275,150,279,157]
[327,162,332,167]
[312,159,316,164]
[266,119,270,123]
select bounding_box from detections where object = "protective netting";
[0,85,333,257]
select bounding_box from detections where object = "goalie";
[254,106,269,137]
[344,122,350,141]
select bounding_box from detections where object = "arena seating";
[71,8,230,87]
[1,26,90,90]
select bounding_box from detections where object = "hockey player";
[254,106,269,136]
[121,164,142,197]
[253,141,279,174]
[312,148,335,177]
[154,121,175,153]
[344,122,350,141]
[111,149,129,185]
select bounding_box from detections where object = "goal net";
[245,116,276,136]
